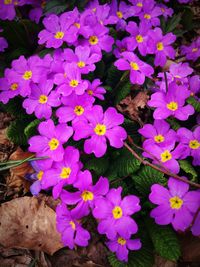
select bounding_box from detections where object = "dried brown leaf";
[153,255,177,267]
[180,233,200,262]
[0,196,63,255]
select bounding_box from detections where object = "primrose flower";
[158,4,173,19]
[189,75,200,97]
[55,63,88,96]
[191,210,200,236]
[114,51,154,85]
[41,146,81,199]
[38,13,78,48]
[126,21,151,56]
[113,38,132,58]
[148,82,195,121]
[28,119,73,162]
[93,187,140,239]
[174,127,200,166]
[0,0,25,20]
[106,235,141,262]
[91,2,118,25]
[86,79,106,100]
[56,203,90,249]
[61,170,109,216]
[62,46,101,74]
[0,36,8,52]
[0,76,21,104]
[139,2,162,27]
[23,80,61,119]
[73,105,127,157]
[139,120,177,148]
[147,27,176,67]
[149,178,200,231]
[181,37,200,62]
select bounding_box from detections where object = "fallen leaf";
[180,232,200,263]
[153,255,177,267]
[0,196,63,255]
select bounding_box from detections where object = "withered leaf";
[0,197,63,255]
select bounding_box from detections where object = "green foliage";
[161,13,182,34]
[166,117,181,130]
[132,166,167,196]
[94,60,105,79]
[146,218,181,261]
[122,119,141,143]
[106,65,123,88]
[186,96,200,112]
[44,0,68,15]
[24,119,40,139]
[114,81,132,104]
[85,157,109,176]
[179,160,198,182]
[0,97,27,118]
[7,118,31,146]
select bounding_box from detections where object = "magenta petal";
[103,107,124,128]
[93,177,109,196]
[127,239,142,251]
[150,204,173,225]
[93,198,112,219]
[75,226,90,247]
[74,170,92,190]
[183,191,200,213]
[84,135,107,157]
[121,195,141,215]
[106,187,122,206]
[106,126,127,148]
[97,219,117,239]
[168,178,189,198]
[117,245,129,262]
[149,184,171,205]
[172,206,193,231]
[60,190,81,204]
[115,216,138,237]
[28,136,48,152]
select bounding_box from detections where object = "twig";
[124,142,200,189]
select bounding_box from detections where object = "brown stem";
[124,142,200,189]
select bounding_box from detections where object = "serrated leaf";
[85,157,109,176]
[114,81,131,104]
[44,0,68,15]
[108,253,127,267]
[165,13,182,33]
[166,117,181,130]
[179,160,198,182]
[7,119,31,145]
[24,119,40,139]
[106,65,123,88]
[132,166,167,196]
[146,218,181,261]
[186,96,200,112]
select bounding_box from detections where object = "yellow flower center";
[81,190,94,201]
[137,2,143,7]
[23,71,32,80]
[69,79,79,87]
[74,105,84,116]
[117,11,123,19]
[54,31,64,39]
[117,237,126,245]
[130,61,139,70]
[154,134,165,143]
[77,61,85,68]
[37,171,44,180]
[136,35,143,43]
[74,22,80,29]
[161,150,172,162]
[167,101,178,111]
[94,124,106,135]
[189,139,200,150]
[69,220,76,230]
[169,196,183,209]
[157,42,164,51]
[87,89,93,95]
[112,206,123,219]
[10,83,18,91]
[144,13,151,19]
[192,48,198,53]
[4,0,12,4]
[48,138,59,150]
[39,95,48,104]
[89,36,99,45]
[60,167,71,179]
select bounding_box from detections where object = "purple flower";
[0,36,8,52]
[139,120,177,148]
[114,51,154,85]
[28,119,73,162]
[158,4,173,19]
[191,210,200,236]
[41,146,81,199]
[142,143,181,174]
[0,0,25,20]
[29,7,43,23]
[189,75,200,97]
[113,38,132,58]
[147,27,176,67]
[181,37,200,62]
[149,178,200,231]
[106,235,141,262]
[56,203,90,249]
[56,92,94,124]
[86,79,106,100]
[174,127,200,166]
[93,187,140,239]
[92,3,118,25]
[23,80,61,119]
[73,105,127,157]
[148,82,195,121]
[55,63,88,96]
[62,46,101,74]
[61,170,109,216]
[0,76,20,104]
[38,13,78,48]
[126,21,151,56]
[139,2,162,27]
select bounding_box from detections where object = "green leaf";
[165,13,182,33]
[24,119,40,139]
[44,0,68,15]
[108,254,127,267]
[179,160,198,182]
[166,117,181,131]
[114,81,131,104]
[146,218,181,261]
[132,166,167,196]
[7,119,31,146]
[186,96,200,112]
[85,157,109,176]
[106,65,123,88]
